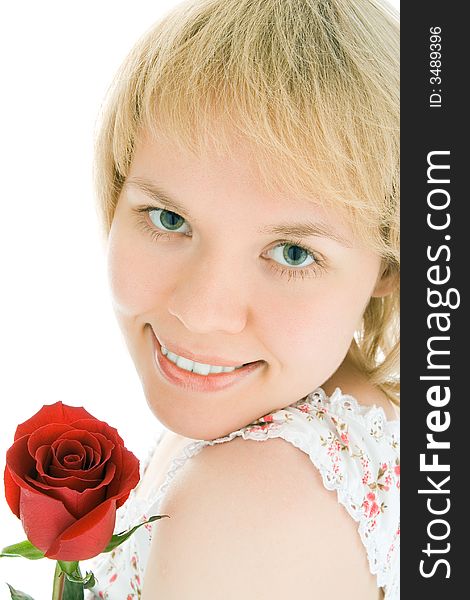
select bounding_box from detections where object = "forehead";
[131,129,271,196]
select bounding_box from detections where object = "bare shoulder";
[142,436,381,600]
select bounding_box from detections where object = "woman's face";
[107,131,387,440]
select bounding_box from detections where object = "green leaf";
[103,514,169,553]
[62,577,84,600]
[0,541,45,560]
[6,583,35,599]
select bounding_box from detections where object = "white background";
[0,1,399,597]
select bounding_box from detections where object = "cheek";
[262,282,369,369]
[106,227,169,317]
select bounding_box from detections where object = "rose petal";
[44,451,110,481]
[30,459,116,492]
[73,435,102,462]
[19,487,76,554]
[34,445,54,477]
[36,444,96,480]
[71,419,124,447]
[33,431,113,482]
[26,462,116,517]
[7,437,39,488]
[47,462,107,481]
[4,464,21,517]
[50,430,115,470]
[16,402,94,440]
[53,439,86,469]
[45,499,117,560]
[7,460,47,498]
[63,454,83,468]
[27,423,74,457]
[106,447,140,508]
[84,444,97,468]
[104,445,123,499]
[27,472,101,493]
[51,480,108,519]
[64,430,115,466]
[51,430,102,457]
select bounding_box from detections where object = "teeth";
[176,355,196,372]
[161,345,243,374]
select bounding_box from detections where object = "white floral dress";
[85,387,400,599]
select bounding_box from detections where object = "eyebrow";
[124,178,352,247]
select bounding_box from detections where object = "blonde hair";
[93,0,400,407]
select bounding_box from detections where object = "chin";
[142,396,227,442]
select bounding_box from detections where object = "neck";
[321,355,367,398]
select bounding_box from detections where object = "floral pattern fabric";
[85,387,400,599]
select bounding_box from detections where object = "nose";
[167,254,249,334]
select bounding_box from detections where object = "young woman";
[86,0,400,597]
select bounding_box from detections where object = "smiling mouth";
[166,356,260,377]
[150,329,265,390]
[151,328,263,371]
[161,343,263,376]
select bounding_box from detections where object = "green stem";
[52,562,65,600]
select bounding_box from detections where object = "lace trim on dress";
[124,387,400,599]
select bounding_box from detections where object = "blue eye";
[148,208,190,234]
[267,242,316,268]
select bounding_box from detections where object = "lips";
[150,329,265,392]
[151,328,260,368]
[163,349,248,373]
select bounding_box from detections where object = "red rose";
[4,402,140,561]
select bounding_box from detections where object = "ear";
[371,262,399,298]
